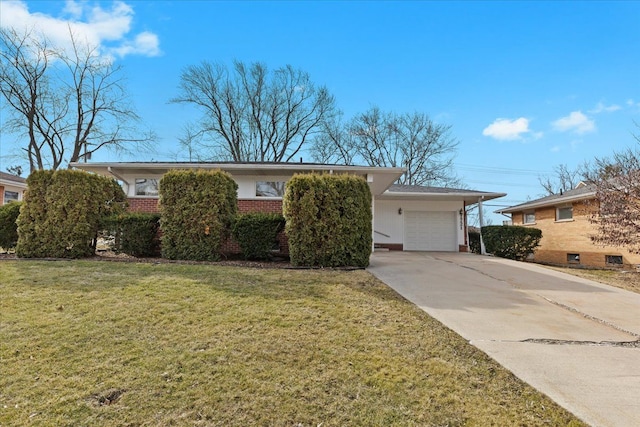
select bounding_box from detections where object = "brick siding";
[125,197,288,256]
[511,200,640,269]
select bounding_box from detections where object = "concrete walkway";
[368,251,640,427]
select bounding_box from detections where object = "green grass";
[0,261,584,426]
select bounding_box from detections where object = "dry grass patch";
[0,261,583,426]
[547,266,640,294]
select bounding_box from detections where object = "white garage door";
[404,211,457,251]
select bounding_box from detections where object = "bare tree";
[538,164,583,195]
[583,131,640,253]
[5,165,23,176]
[171,60,336,162]
[312,107,460,186]
[0,27,154,172]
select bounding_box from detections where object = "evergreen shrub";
[481,225,542,260]
[103,213,161,257]
[232,213,285,260]
[16,170,126,258]
[283,173,372,267]
[0,202,22,250]
[468,229,481,254]
[159,169,237,261]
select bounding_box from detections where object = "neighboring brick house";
[70,161,505,255]
[0,171,27,206]
[498,183,640,270]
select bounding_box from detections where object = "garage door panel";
[404,211,456,251]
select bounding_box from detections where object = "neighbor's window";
[256,181,286,197]
[605,255,623,266]
[523,212,536,224]
[135,178,159,196]
[567,253,580,264]
[556,206,573,221]
[4,191,19,204]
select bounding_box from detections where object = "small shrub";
[468,229,481,254]
[159,169,237,261]
[103,213,161,257]
[0,202,22,250]
[232,213,285,260]
[283,173,372,267]
[481,225,542,260]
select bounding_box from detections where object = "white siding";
[374,199,464,249]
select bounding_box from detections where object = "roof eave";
[379,191,506,203]
[497,192,596,214]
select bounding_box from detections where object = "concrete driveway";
[368,251,640,427]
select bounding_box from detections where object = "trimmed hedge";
[232,213,285,260]
[159,169,237,261]
[283,173,372,267]
[16,170,126,258]
[103,213,161,257]
[0,202,22,250]
[481,225,542,261]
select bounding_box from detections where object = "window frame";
[605,255,623,266]
[4,190,19,204]
[255,181,286,198]
[567,253,580,264]
[134,178,159,197]
[523,211,536,224]
[556,205,573,222]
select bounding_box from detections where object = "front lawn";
[548,266,640,294]
[0,261,583,426]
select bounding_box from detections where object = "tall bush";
[283,173,372,267]
[232,213,285,260]
[16,170,126,258]
[481,225,542,261]
[159,169,237,261]
[0,202,22,250]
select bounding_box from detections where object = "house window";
[523,212,535,224]
[605,255,623,266]
[135,179,159,196]
[4,191,19,204]
[567,253,580,264]
[556,206,573,221]
[256,181,286,197]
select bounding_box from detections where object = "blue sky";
[1,1,639,221]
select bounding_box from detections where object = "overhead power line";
[454,163,552,176]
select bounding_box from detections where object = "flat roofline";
[69,161,405,174]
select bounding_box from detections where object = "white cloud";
[589,101,621,114]
[626,99,640,113]
[552,111,595,134]
[482,117,532,141]
[0,0,160,58]
[63,0,83,19]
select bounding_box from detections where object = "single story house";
[497,183,640,269]
[0,171,27,206]
[70,162,505,253]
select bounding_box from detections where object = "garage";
[404,211,457,251]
